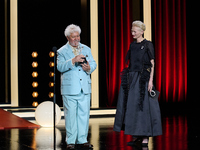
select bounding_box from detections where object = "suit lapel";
[79,43,87,56]
[65,42,75,59]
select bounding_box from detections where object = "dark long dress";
[113,39,162,137]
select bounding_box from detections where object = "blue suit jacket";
[57,42,97,95]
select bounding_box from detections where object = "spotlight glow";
[32,62,38,68]
[32,72,38,78]
[32,52,38,58]
[49,62,54,67]
[49,51,55,57]
[32,92,39,98]
[48,92,54,98]
[49,72,54,77]
[32,82,38,88]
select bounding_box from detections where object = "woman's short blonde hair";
[132,20,146,31]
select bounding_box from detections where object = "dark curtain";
[100,0,133,107]
[153,0,187,103]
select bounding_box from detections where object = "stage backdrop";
[99,0,187,107]
[153,0,187,103]
[98,0,143,107]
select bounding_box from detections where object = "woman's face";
[131,26,144,39]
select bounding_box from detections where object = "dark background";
[185,1,198,109]
[17,0,90,106]
[0,0,11,104]
[0,0,198,109]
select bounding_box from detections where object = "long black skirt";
[113,72,162,137]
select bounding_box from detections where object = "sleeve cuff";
[86,69,91,74]
[71,59,75,67]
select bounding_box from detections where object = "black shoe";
[127,138,142,146]
[142,137,149,147]
[82,142,93,149]
[67,144,75,150]
[142,142,148,147]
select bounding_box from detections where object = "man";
[57,24,97,150]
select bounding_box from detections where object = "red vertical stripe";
[172,0,177,101]
[108,0,112,105]
[112,0,117,102]
[154,0,187,103]
[102,0,133,106]
[120,0,124,78]
[126,0,131,46]
[155,0,162,101]
[163,0,170,101]
[109,0,113,105]
[177,0,183,101]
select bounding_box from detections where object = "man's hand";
[72,54,85,64]
[81,62,90,72]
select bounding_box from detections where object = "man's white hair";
[64,24,81,37]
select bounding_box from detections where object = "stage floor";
[0,109,199,150]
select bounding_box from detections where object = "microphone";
[52,46,57,52]
[52,46,57,148]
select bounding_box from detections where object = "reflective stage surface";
[0,110,199,150]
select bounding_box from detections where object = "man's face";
[67,32,80,47]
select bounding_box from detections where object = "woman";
[113,21,162,147]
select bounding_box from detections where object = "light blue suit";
[57,42,97,144]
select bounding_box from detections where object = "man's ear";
[66,36,69,41]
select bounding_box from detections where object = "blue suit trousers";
[62,90,90,144]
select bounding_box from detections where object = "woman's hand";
[148,59,154,92]
[148,80,153,92]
